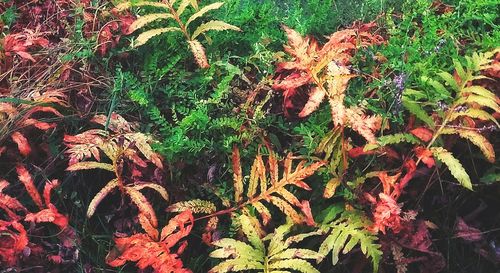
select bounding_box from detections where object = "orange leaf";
[16,165,43,209]
[414,146,435,168]
[11,132,31,157]
[410,127,434,142]
[232,146,243,203]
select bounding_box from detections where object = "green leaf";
[437,72,460,91]
[431,147,472,190]
[402,98,435,128]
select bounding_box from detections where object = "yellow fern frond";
[129,13,175,33]
[187,40,209,68]
[185,2,224,28]
[167,199,216,214]
[125,187,158,228]
[133,27,182,47]
[115,1,170,11]
[191,20,241,40]
[87,178,119,218]
[131,183,169,201]
[66,162,114,172]
[440,128,495,163]
[448,109,499,127]
[232,145,244,203]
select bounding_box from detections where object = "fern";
[117,0,241,68]
[209,214,321,273]
[318,206,382,272]
[168,145,324,229]
[399,49,500,189]
[431,147,472,190]
[64,113,168,236]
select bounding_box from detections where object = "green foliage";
[318,205,382,272]
[209,215,321,273]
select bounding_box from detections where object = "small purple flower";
[454,105,468,112]
[437,101,449,111]
[478,125,498,132]
[434,39,446,52]
[392,73,406,115]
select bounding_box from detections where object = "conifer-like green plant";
[117,0,241,68]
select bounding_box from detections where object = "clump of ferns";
[65,113,168,233]
[116,0,241,68]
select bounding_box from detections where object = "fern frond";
[125,187,158,228]
[129,13,175,32]
[191,20,241,40]
[187,40,209,68]
[440,128,495,163]
[448,109,499,127]
[133,27,182,47]
[455,95,500,113]
[16,165,43,209]
[210,215,320,273]
[402,98,435,128]
[115,1,170,11]
[87,179,119,218]
[370,133,421,149]
[431,147,472,190]
[219,147,323,226]
[185,2,224,28]
[66,162,114,172]
[318,209,382,272]
[167,199,217,214]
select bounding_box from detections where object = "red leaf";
[410,127,434,142]
[300,200,316,226]
[454,217,483,242]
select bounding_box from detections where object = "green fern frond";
[318,209,382,272]
[402,98,435,128]
[209,215,321,273]
[431,147,472,190]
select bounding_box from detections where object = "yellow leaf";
[187,40,209,68]
[191,20,241,40]
[115,1,170,11]
[323,177,341,198]
[66,162,114,172]
[232,146,243,203]
[185,2,224,28]
[129,13,175,33]
[87,178,119,218]
[132,183,169,201]
[440,128,495,163]
[133,27,182,47]
[125,187,158,228]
